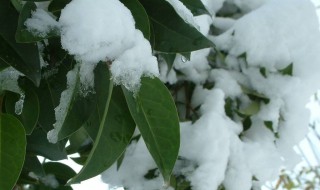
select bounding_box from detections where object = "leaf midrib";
[138,96,167,177]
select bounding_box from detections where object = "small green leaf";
[180,0,210,16]
[160,53,176,72]
[139,0,214,53]
[120,0,150,39]
[69,63,135,184]
[260,67,267,78]
[264,121,279,138]
[123,77,180,184]
[279,63,293,76]
[0,113,26,190]
[5,89,40,135]
[43,162,76,185]
[27,128,67,160]
[16,2,59,43]
[0,0,41,85]
[243,117,252,131]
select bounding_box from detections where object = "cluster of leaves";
[0,0,215,189]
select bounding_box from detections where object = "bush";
[1,0,320,190]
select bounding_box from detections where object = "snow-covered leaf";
[122,77,180,184]
[0,113,26,190]
[53,64,96,142]
[139,0,213,53]
[69,63,135,184]
[0,0,41,85]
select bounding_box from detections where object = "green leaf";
[0,0,41,85]
[180,52,191,61]
[23,155,46,177]
[180,0,210,16]
[279,63,293,76]
[18,155,45,184]
[66,127,91,154]
[5,89,40,135]
[43,162,76,185]
[122,77,180,184]
[242,116,252,131]
[120,0,150,39]
[0,113,26,190]
[50,64,96,142]
[48,0,71,17]
[160,53,176,72]
[15,2,59,43]
[36,63,70,132]
[139,0,214,53]
[10,0,23,12]
[27,128,67,160]
[69,63,135,184]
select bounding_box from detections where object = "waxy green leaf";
[139,0,213,53]
[27,128,67,160]
[0,0,41,85]
[69,63,135,184]
[54,64,96,142]
[0,113,26,190]
[123,77,180,184]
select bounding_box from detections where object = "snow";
[40,174,59,188]
[103,0,320,189]
[0,68,25,113]
[16,0,320,189]
[166,0,199,29]
[25,9,60,37]
[59,0,159,92]
[47,64,79,143]
[110,31,159,93]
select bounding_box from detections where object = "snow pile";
[26,0,159,93]
[25,9,60,37]
[103,0,320,189]
[59,0,159,92]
